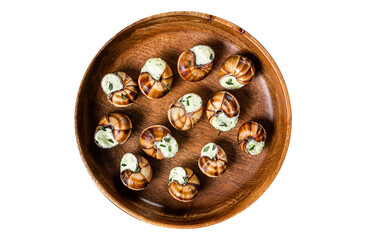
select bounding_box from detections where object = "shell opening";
[120,153,139,173]
[94,127,118,148]
[190,45,214,65]
[101,73,124,96]
[141,58,166,81]
[246,138,265,155]
[200,143,218,160]
[153,133,178,158]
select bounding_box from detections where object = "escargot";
[120,153,153,191]
[219,55,255,90]
[94,112,132,148]
[168,93,203,131]
[140,125,178,159]
[206,91,240,133]
[198,143,228,177]
[168,167,200,202]
[138,58,173,99]
[237,121,267,155]
[101,72,138,107]
[177,45,215,82]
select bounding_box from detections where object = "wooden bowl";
[75,11,291,228]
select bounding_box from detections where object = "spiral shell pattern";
[95,112,132,145]
[198,144,228,177]
[220,55,255,85]
[139,125,171,159]
[107,72,138,107]
[177,50,213,82]
[168,168,200,202]
[138,62,173,99]
[237,121,267,154]
[120,154,153,191]
[168,101,203,131]
[206,91,240,125]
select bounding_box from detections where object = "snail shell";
[177,45,214,82]
[220,55,255,88]
[198,143,228,177]
[138,58,173,99]
[237,121,267,155]
[140,125,178,159]
[101,72,138,107]
[168,93,203,131]
[168,167,200,202]
[206,91,240,131]
[120,153,153,191]
[94,112,132,148]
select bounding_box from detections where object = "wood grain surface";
[74,11,292,228]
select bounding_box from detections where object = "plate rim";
[74,11,292,229]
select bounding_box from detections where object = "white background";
[1,0,365,239]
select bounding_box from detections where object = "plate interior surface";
[75,12,291,228]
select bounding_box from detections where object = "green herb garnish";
[186,100,190,106]
[107,139,114,143]
[183,176,189,182]
[166,83,170,91]
[212,145,216,150]
[168,145,172,152]
[121,163,127,167]
[249,145,255,151]
[209,53,213,60]
[168,178,172,184]
[160,144,166,147]
[135,167,141,173]
[186,95,192,99]
[109,83,113,90]
[219,122,227,127]
[121,94,126,100]
[203,146,210,152]
[187,61,191,67]
[226,78,234,85]
[164,137,170,142]
[179,99,185,102]
[98,126,106,131]
[217,131,222,136]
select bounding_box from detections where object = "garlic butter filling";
[141,58,166,81]
[101,73,124,96]
[246,138,265,155]
[120,153,139,173]
[154,133,178,158]
[219,75,244,90]
[178,93,202,113]
[94,127,118,148]
[168,167,188,185]
[190,45,214,65]
[201,143,218,159]
[212,111,239,131]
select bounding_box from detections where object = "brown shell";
[107,72,138,107]
[206,91,240,127]
[177,50,213,82]
[120,154,153,191]
[198,144,228,177]
[138,62,173,99]
[167,100,203,131]
[237,121,267,154]
[95,112,132,145]
[139,125,172,159]
[168,168,200,202]
[220,55,255,85]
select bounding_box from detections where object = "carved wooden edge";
[74,11,292,229]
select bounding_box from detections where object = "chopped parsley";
[226,78,234,85]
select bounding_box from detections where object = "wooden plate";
[75,11,291,228]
